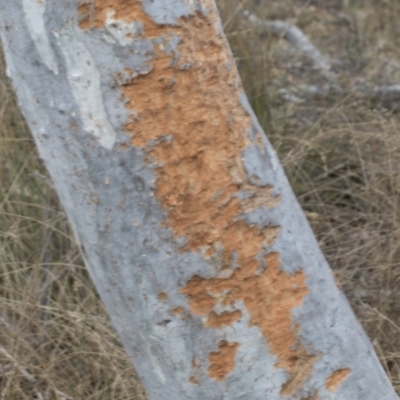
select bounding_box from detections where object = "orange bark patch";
[183,252,312,393]
[280,351,319,396]
[206,310,242,329]
[78,4,90,14]
[78,2,91,29]
[157,292,168,301]
[170,306,184,316]
[78,0,164,34]
[79,0,315,392]
[208,340,239,381]
[326,368,351,392]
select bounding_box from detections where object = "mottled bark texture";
[0,1,397,399]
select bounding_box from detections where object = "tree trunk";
[0,1,397,399]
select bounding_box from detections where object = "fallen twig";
[244,12,400,108]
[244,11,333,77]
[371,84,400,103]
[278,82,400,107]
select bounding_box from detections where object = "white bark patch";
[22,0,59,75]
[56,24,117,150]
[105,10,141,46]
[140,333,167,385]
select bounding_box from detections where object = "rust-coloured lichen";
[170,306,185,316]
[208,340,239,381]
[157,292,168,301]
[79,0,319,393]
[78,3,90,14]
[182,252,313,390]
[206,310,242,329]
[326,368,351,392]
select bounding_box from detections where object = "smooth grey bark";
[0,1,397,399]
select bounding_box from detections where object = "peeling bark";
[0,1,398,399]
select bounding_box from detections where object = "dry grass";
[1,0,400,398]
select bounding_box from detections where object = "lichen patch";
[157,292,168,301]
[326,368,351,392]
[78,0,316,392]
[170,306,185,316]
[206,310,242,329]
[78,3,90,14]
[183,252,312,393]
[78,0,163,36]
[208,340,239,381]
